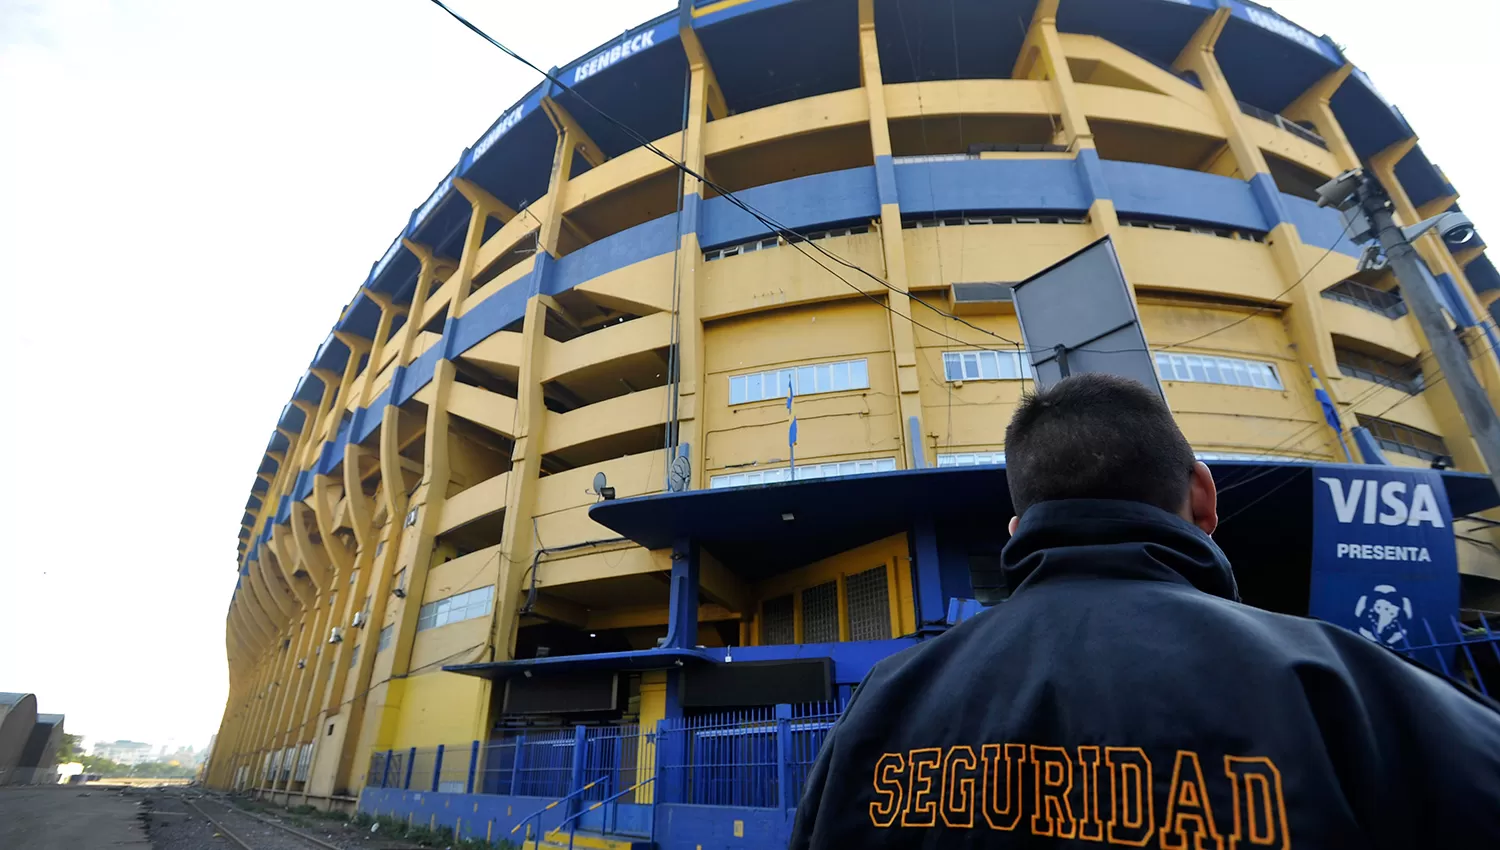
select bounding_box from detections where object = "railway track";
[177,792,348,850]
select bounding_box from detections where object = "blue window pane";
[729,376,746,405]
[849,359,869,388]
[943,353,961,381]
[797,366,816,394]
[744,373,763,401]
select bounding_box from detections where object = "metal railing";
[1238,100,1330,149]
[510,777,608,844]
[1394,614,1500,697]
[1322,278,1409,319]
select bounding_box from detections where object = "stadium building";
[209,0,1500,844]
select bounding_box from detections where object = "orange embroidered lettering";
[870,752,906,828]
[1030,745,1077,839]
[1105,747,1154,847]
[1076,745,1105,842]
[980,743,1027,831]
[1161,751,1223,850]
[1224,757,1289,849]
[901,748,942,828]
[941,746,978,828]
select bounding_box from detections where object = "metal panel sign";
[1011,236,1165,400]
[1309,464,1458,654]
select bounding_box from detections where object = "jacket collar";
[1001,499,1239,602]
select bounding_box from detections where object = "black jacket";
[790,499,1500,848]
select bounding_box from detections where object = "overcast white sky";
[0,0,1494,753]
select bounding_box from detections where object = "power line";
[1159,217,1356,351]
[423,0,1375,367]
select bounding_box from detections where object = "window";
[903,214,1087,229]
[392,569,405,593]
[762,595,795,645]
[942,351,1033,382]
[348,643,360,669]
[416,585,495,633]
[1120,217,1266,243]
[729,358,869,405]
[710,457,896,489]
[802,581,839,644]
[1154,352,1283,390]
[936,452,1005,467]
[1357,415,1450,462]
[1336,348,1424,395]
[1195,452,1303,463]
[377,624,394,653]
[294,744,313,782]
[845,567,892,642]
[1322,279,1407,319]
[703,225,870,262]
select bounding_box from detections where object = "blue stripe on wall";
[549,213,678,294]
[699,166,881,248]
[1280,194,1359,257]
[896,159,1089,216]
[1104,160,1269,232]
[874,154,898,206]
[1247,172,1289,228]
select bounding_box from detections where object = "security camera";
[1315,168,1363,210]
[1401,211,1475,247]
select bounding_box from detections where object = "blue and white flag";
[787,377,798,446]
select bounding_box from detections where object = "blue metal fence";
[1395,614,1500,697]
[362,620,1500,817]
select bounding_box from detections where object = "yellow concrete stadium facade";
[207,0,1500,809]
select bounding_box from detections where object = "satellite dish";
[669,455,691,492]
[592,472,608,493]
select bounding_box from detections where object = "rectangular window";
[377,624,394,653]
[416,585,495,633]
[728,358,870,405]
[348,643,360,669]
[1356,415,1450,462]
[709,457,897,489]
[1153,352,1283,390]
[941,350,1033,382]
[801,581,839,644]
[761,595,795,646]
[936,452,1005,467]
[1336,348,1424,395]
[845,566,893,642]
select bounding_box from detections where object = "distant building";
[93,740,155,766]
[0,694,66,785]
[0,693,37,785]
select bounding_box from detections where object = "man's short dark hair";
[1005,373,1196,516]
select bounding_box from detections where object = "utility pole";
[1356,172,1500,496]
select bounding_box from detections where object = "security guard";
[790,373,1500,848]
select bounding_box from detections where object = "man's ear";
[1188,461,1218,535]
[1008,515,1019,535]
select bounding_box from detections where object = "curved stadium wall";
[209,0,1500,813]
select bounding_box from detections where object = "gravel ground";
[143,789,426,850]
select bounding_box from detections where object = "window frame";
[728,358,870,406]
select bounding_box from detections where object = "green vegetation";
[76,754,196,779]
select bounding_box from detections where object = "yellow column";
[858,0,925,467]
[1173,8,1343,428]
[672,40,714,486]
[490,297,551,665]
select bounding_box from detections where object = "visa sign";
[1308,465,1457,652]
[1318,477,1445,528]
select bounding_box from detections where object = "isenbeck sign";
[571,24,670,84]
[1309,465,1458,653]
